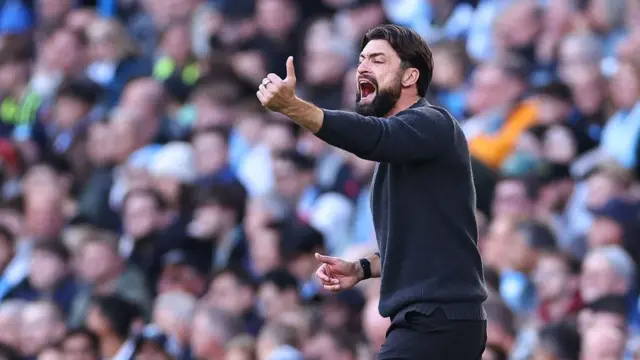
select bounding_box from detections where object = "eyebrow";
[359,52,386,60]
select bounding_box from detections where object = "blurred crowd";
[0,0,638,359]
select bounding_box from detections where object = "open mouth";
[358,79,376,100]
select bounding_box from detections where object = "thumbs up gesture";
[256,56,297,113]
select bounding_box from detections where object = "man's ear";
[402,68,420,88]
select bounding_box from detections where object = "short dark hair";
[274,150,316,172]
[64,327,100,356]
[90,295,141,339]
[123,188,168,212]
[0,342,20,360]
[196,181,248,223]
[190,125,231,145]
[56,79,102,106]
[33,241,71,264]
[361,24,434,97]
[537,322,581,360]
[212,265,256,290]
[260,268,298,292]
[515,220,557,252]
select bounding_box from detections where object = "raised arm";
[256,57,453,163]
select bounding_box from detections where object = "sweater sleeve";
[315,107,453,163]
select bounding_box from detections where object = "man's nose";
[357,61,372,75]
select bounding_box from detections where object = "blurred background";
[0,0,638,359]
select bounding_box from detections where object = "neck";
[101,334,125,358]
[388,95,421,117]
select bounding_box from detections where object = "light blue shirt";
[601,102,640,169]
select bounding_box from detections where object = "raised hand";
[314,253,362,292]
[256,56,297,112]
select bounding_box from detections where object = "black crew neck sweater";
[315,98,487,320]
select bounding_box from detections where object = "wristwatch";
[359,258,372,280]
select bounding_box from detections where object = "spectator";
[70,231,151,327]
[19,301,66,359]
[257,269,301,322]
[191,126,236,187]
[132,324,180,360]
[60,327,101,360]
[190,306,242,360]
[0,300,26,349]
[533,251,583,325]
[85,295,141,360]
[255,322,301,360]
[580,245,635,303]
[85,18,152,108]
[578,295,628,334]
[8,241,79,315]
[581,325,626,360]
[186,181,249,272]
[151,291,196,356]
[156,250,207,296]
[205,266,264,336]
[534,322,581,360]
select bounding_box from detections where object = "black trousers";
[377,308,487,360]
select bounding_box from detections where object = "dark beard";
[355,77,402,117]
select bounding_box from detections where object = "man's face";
[190,313,225,360]
[248,228,281,276]
[55,97,89,130]
[588,217,624,248]
[21,307,64,356]
[581,326,626,360]
[581,254,625,302]
[586,174,622,209]
[258,283,294,321]
[467,65,507,115]
[533,254,572,301]
[273,159,311,200]
[355,39,405,117]
[29,250,66,291]
[206,273,253,316]
[492,180,533,219]
[124,194,159,239]
[78,242,119,283]
[62,334,98,360]
[189,203,229,239]
[192,132,227,176]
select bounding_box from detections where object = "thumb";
[286,56,296,81]
[315,253,338,265]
